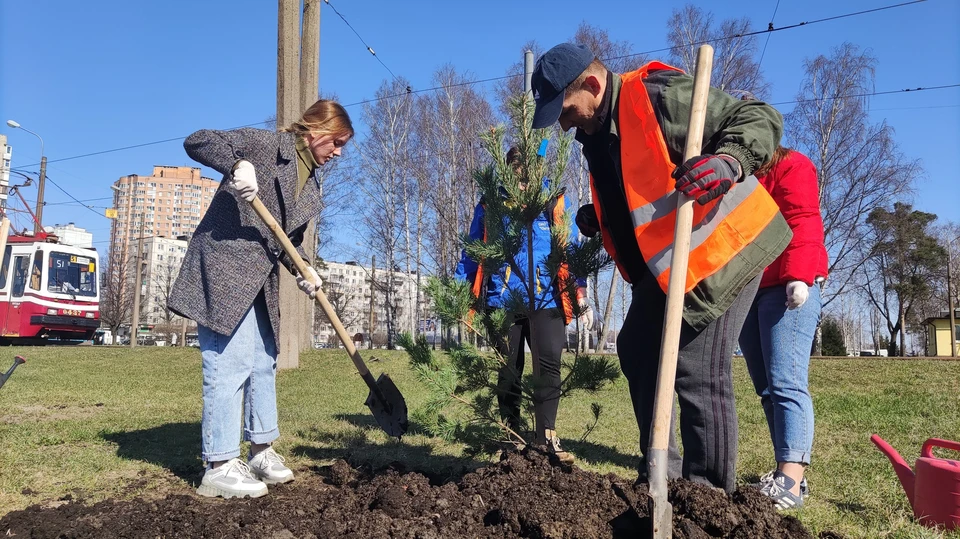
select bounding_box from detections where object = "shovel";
[0,356,26,391]
[249,197,408,439]
[648,43,714,539]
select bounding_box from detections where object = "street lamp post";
[5,120,46,235]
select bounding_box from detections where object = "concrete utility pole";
[276,0,320,369]
[948,240,957,357]
[4,121,46,235]
[524,50,534,98]
[35,156,46,235]
[299,0,320,352]
[130,225,145,348]
[300,0,320,114]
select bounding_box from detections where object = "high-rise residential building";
[128,236,189,327]
[44,223,93,248]
[0,135,11,210]
[108,166,218,268]
[108,166,217,334]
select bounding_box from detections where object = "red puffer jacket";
[757,150,829,288]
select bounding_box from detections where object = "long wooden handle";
[249,197,371,377]
[650,45,715,458]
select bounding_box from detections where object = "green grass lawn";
[0,345,958,538]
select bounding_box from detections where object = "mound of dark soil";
[0,448,825,538]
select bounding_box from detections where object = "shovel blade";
[649,494,673,539]
[364,373,409,438]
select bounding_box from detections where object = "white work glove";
[577,299,594,330]
[785,281,809,310]
[229,160,259,202]
[296,266,322,299]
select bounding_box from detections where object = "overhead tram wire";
[43,174,112,219]
[19,0,931,169]
[24,81,959,189]
[323,0,402,84]
[756,0,782,74]
[603,0,926,62]
[294,84,960,176]
[769,83,960,106]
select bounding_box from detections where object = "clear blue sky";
[1,0,957,253]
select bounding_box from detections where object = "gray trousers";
[617,272,760,493]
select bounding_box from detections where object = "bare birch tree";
[785,43,920,307]
[357,78,415,349]
[665,4,770,98]
[414,66,494,277]
[100,250,132,338]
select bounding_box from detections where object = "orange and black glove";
[672,154,742,205]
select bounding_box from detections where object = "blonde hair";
[282,99,354,139]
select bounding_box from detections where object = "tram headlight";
[85,312,95,319]
[46,308,58,316]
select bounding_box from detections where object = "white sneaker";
[248,447,294,484]
[196,458,268,499]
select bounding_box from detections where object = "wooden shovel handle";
[249,197,371,377]
[650,45,715,457]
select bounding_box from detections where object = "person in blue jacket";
[455,147,591,463]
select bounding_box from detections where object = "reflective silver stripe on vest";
[644,175,763,277]
[630,190,680,228]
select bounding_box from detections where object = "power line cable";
[604,0,927,62]
[45,197,113,206]
[17,0,931,168]
[323,0,402,84]
[30,121,271,166]
[756,0,782,74]
[768,83,960,106]
[43,174,111,219]
[306,83,960,176]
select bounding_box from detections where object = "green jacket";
[578,68,792,330]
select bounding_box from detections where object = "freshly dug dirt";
[0,448,825,538]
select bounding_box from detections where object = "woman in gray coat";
[168,100,353,498]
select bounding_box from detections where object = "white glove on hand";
[296,267,322,299]
[229,160,259,202]
[785,281,809,310]
[577,299,594,330]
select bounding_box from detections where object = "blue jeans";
[739,284,821,465]
[199,292,279,463]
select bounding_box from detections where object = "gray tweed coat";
[167,128,320,345]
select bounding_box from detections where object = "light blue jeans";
[739,284,821,465]
[199,292,279,463]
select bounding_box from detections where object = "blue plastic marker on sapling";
[537,140,548,157]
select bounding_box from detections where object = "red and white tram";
[0,234,100,343]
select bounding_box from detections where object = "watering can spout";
[871,434,916,507]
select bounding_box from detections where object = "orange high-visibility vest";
[469,193,577,324]
[592,63,784,295]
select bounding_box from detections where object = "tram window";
[0,246,10,288]
[11,256,29,297]
[48,252,97,297]
[30,250,43,291]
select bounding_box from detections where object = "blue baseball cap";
[531,43,595,129]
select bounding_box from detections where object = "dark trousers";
[617,273,760,493]
[496,308,566,432]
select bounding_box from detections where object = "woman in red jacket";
[739,147,828,510]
